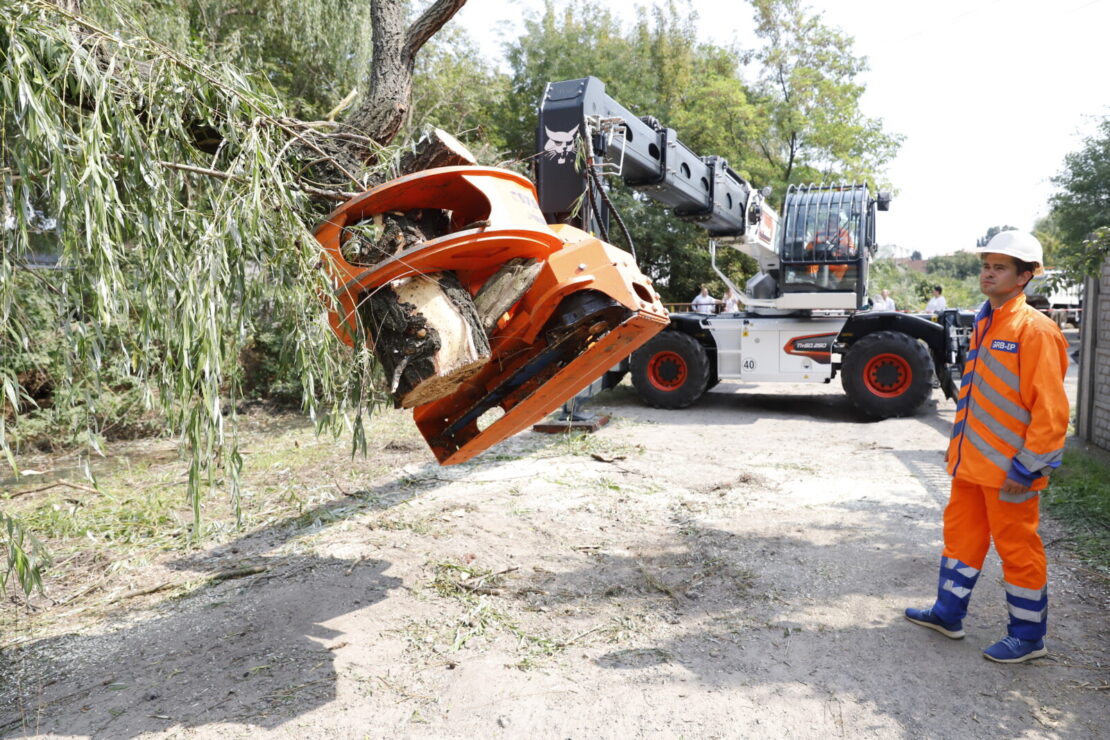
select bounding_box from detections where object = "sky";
[450,0,1110,258]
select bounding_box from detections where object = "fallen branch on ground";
[10,479,100,499]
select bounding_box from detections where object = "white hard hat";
[976,231,1044,274]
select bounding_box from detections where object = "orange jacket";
[947,293,1069,493]
[805,227,856,258]
[806,228,855,279]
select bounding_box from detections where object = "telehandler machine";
[536,76,973,418]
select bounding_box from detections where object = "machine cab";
[776,184,881,310]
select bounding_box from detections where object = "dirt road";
[3,348,1108,737]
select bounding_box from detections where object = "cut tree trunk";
[399,128,477,172]
[473,258,543,334]
[360,272,490,409]
[342,210,451,266]
[344,125,487,408]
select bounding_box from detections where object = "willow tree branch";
[403,0,467,59]
[39,0,365,188]
[157,160,246,181]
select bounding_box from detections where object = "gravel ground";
[2,331,1107,738]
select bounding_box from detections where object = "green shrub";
[2,272,162,453]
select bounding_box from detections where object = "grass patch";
[425,560,609,669]
[1043,447,1110,574]
[1,406,435,639]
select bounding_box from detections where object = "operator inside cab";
[800,212,859,290]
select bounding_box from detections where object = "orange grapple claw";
[315,166,668,465]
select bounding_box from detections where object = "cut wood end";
[432,128,477,163]
[399,357,487,409]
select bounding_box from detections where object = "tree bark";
[341,209,452,266]
[341,122,486,405]
[472,258,543,334]
[360,272,490,408]
[346,0,468,153]
[344,207,494,408]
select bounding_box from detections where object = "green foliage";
[1047,117,1110,282]
[238,304,317,405]
[870,258,982,311]
[924,275,983,312]
[748,0,903,196]
[1032,212,1067,269]
[1042,447,1110,574]
[926,251,980,280]
[1050,118,1110,247]
[82,0,375,120]
[406,26,509,148]
[1,273,161,452]
[493,0,652,156]
[868,258,928,309]
[923,251,989,310]
[1,511,51,595]
[1,1,375,538]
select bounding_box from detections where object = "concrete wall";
[1075,262,1109,449]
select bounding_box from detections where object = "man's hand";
[1001,478,1031,496]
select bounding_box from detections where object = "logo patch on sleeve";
[990,339,1019,353]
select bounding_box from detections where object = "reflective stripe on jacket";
[946,293,1069,491]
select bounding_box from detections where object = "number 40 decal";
[743,358,757,370]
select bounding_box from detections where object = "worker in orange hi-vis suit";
[905,231,1070,663]
[806,215,855,282]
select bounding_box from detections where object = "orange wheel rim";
[647,351,688,391]
[863,353,911,397]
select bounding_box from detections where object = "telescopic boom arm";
[536,76,776,249]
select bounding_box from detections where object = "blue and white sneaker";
[982,635,1047,663]
[904,607,965,639]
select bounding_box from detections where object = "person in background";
[691,286,718,314]
[926,285,947,313]
[723,288,742,313]
[873,289,896,311]
[904,231,1069,663]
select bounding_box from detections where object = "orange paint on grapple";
[315,167,669,465]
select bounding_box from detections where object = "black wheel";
[630,331,710,408]
[840,330,933,418]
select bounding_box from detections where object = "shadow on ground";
[495,497,1106,738]
[1,555,399,737]
[0,435,562,736]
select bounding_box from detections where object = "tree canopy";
[748,0,902,193]
[1,0,466,591]
[926,251,980,281]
